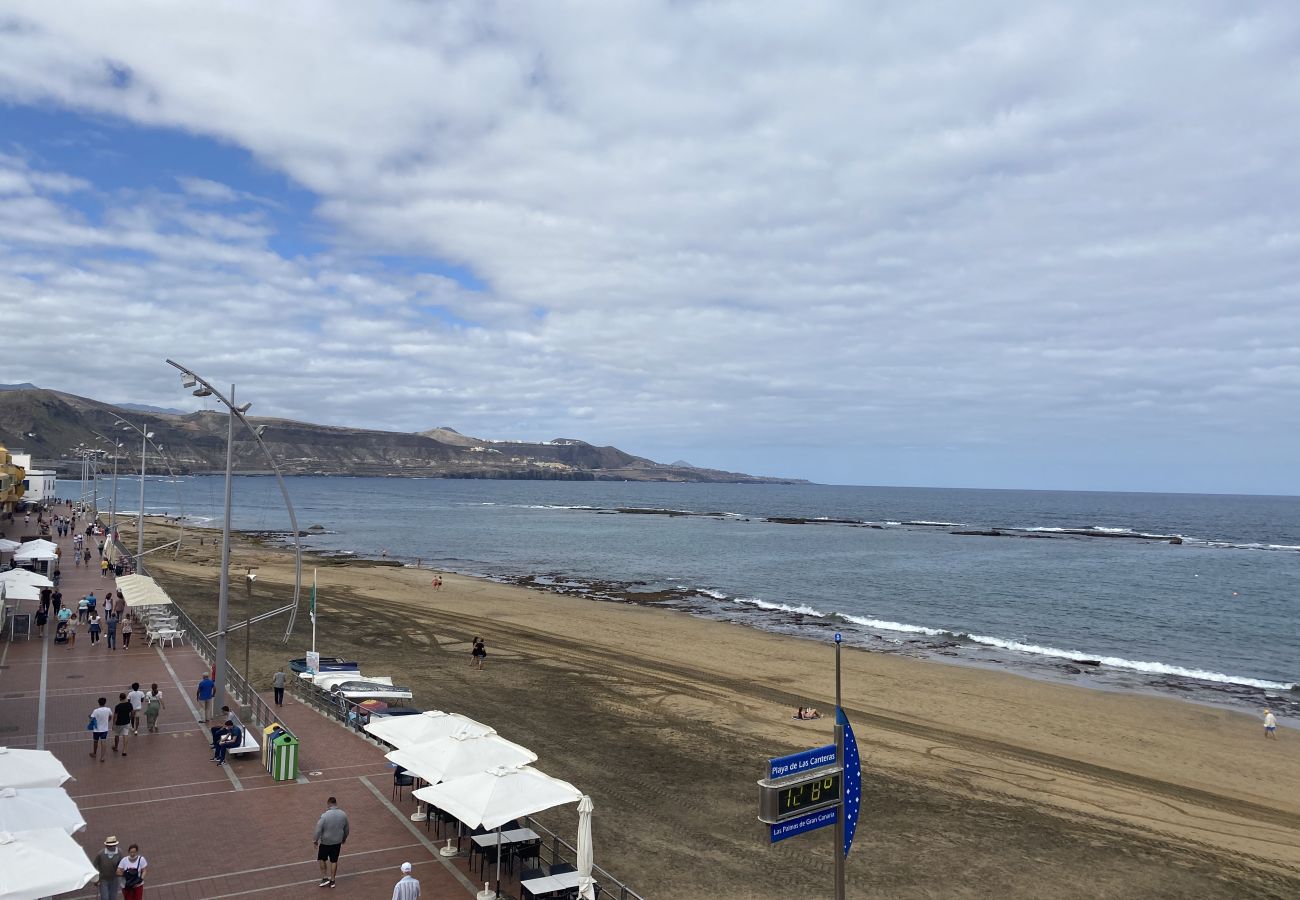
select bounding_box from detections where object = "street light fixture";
[116,419,156,562]
[166,359,303,718]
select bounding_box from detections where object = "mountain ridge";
[0,388,807,484]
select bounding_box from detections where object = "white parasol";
[0,828,97,899]
[363,710,493,748]
[0,582,38,603]
[577,795,595,900]
[387,731,537,785]
[0,787,85,835]
[0,748,74,789]
[12,540,58,562]
[0,539,20,553]
[0,569,53,589]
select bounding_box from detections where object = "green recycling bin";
[269,731,299,781]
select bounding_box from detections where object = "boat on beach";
[289,656,359,674]
[331,679,415,701]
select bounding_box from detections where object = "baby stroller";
[54,620,69,644]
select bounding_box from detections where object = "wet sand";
[130,520,1300,899]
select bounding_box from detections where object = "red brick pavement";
[0,511,510,899]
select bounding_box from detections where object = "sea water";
[124,477,1299,712]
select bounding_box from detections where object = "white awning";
[114,574,173,608]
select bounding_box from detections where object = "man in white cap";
[92,835,122,899]
[391,861,420,900]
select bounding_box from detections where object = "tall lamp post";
[91,433,124,544]
[116,419,155,561]
[166,359,303,717]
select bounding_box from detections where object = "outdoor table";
[147,628,181,647]
[521,871,591,899]
[470,827,541,874]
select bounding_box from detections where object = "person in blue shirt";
[196,674,216,721]
[214,720,242,765]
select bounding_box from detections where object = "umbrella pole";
[495,827,502,898]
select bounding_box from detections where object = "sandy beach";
[129,520,1300,899]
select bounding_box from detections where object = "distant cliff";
[0,388,806,484]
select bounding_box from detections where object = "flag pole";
[834,632,844,900]
[311,568,317,654]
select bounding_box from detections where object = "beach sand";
[130,520,1300,899]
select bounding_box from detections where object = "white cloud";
[0,2,1298,489]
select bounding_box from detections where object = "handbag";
[123,868,142,888]
[86,715,95,732]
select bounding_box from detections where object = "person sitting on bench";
[214,720,243,766]
[210,707,233,759]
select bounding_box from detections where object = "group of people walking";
[88,682,166,761]
[92,834,148,900]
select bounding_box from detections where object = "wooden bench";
[225,713,260,757]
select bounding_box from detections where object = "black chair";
[392,771,415,801]
[514,838,542,870]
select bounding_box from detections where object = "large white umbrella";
[0,569,53,589]
[364,710,493,748]
[387,732,537,785]
[415,765,583,899]
[114,574,173,608]
[12,540,58,562]
[0,828,97,899]
[0,748,74,789]
[0,787,85,835]
[0,539,20,553]
[0,582,38,603]
[577,795,595,900]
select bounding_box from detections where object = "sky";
[1,2,1298,493]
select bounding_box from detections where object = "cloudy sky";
[1,2,1298,492]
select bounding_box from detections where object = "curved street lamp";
[166,359,303,716]
[115,418,155,562]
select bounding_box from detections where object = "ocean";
[120,477,1299,716]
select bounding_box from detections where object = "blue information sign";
[770,807,838,843]
[769,744,837,781]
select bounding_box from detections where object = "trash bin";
[262,724,284,771]
[270,731,299,781]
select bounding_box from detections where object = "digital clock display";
[776,772,840,817]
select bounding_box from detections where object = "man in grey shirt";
[313,796,350,887]
[272,669,286,706]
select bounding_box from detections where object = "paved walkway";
[0,510,499,899]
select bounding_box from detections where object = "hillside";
[0,388,805,484]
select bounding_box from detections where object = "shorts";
[93,730,109,742]
[317,843,342,863]
[115,724,132,737]
[1266,725,1276,733]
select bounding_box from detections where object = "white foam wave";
[732,597,827,617]
[839,614,947,636]
[906,520,965,527]
[965,634,1295,691]
[697,588,729,600]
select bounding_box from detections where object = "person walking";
[111,692,133,756]
[391,862,420,900]
[126,683,146,734]
[144,684,164,733]
[121,616,133,649]
[90,697,113,762]
[196,673,216,721]
[313,796,350,888]
[93,835,123,899]
[272,669,286,707]
[78,594,89,622]
[471,637,486,670]
[105,610,119,650]
[89,612,102,645]
[1264,708,1278,739]
[117,843,148,899]
[101,557,110,577]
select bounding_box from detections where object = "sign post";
[833,632,845,900]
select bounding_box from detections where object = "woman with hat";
[92,835,122,899]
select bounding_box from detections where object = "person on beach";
[1264,709,1277,739]
[197,673,215,721]
[313,796,350,888]
[90,698,113,762]
[127,683,146,734]
[112,692,133,756]
[117,843,148,899]
[92,835,122,899]
[391,862,420,900]
[431,575,442,591]
[89,612,102,644]
[144,684,164,733]
[273,669,286,706]
[471,637,486,669]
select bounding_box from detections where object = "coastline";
[129,518,1300,898]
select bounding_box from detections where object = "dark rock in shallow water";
[952,529,1008,537]
[1076,659,1102,667]
[1062,665,1082,675]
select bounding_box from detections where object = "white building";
[10,453,57,504]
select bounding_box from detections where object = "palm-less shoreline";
[133,520,1300,899]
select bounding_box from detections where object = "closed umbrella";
[364,710,493,748]
[576,795,595,900]
[415,765,583,900]
[0,787,85,835]
[0,828,97,899]
[0,748,73,789]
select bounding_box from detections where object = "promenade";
[0,512,489,900]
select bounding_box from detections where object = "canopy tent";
[114,573,173,608]
[577,795,595,900]
[0,828,97,899]
[0,787,85,835]
[364,710,493,748]
[0,539,20,553]
[386,732,537,785]
[415,765,583,899]
[0,569,53,589]
[0,748,73,789]
[12,540,58,562]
